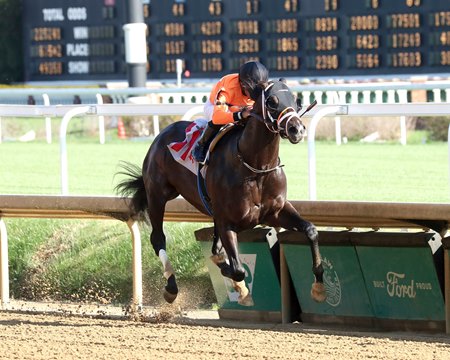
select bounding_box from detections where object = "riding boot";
[192,122,220,163]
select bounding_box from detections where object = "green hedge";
[416,116,450,141]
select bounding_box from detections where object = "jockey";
[192,60,269,163]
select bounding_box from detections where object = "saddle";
[204,122,237,164]
[168,120,239,216]
[167,120,238,175]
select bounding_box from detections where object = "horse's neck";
[238,117,280,168]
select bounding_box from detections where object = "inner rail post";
[308,105,348,200]
[59,106,92,194]
[446,90,450,200]
[0,217,9,309]
[42,93,52,144]
[96,94,105,145]
[127,219,143,311]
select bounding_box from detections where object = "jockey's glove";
[234,109,251,122]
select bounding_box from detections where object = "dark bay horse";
[116,79,326,306]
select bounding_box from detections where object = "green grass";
[6,217,212,305]
[0,140,149,195]
[0,139,448,202]
[280,140,448,203]
[1,137,448,306]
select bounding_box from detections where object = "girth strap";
[197,163,213,216]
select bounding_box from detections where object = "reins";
[234,85,317,175]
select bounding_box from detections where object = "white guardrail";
[0,102,450,198]
[2,80,450,105]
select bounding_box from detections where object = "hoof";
[163,289,178,304]
[233,280,254,307]
[163,274,178,304]
[219,265,233,279]
[210,253,225,265]
[311,282,327,303]
[238,293,254,307]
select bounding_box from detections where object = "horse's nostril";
[289,126,298,135]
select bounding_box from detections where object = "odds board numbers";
[23,0,450,81]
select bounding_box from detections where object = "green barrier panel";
[280,231,374,319]
[354,232,445,321]
[196,227,281,314]
[442,236,450,335]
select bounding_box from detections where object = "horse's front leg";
[267,201,327,303]
[212,225,254,306]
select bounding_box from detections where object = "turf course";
[0,139,448,202]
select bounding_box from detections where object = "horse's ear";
[296,97,302,111]
[257,81,268,88]
[279,78,287,84]
[251,83,264,100]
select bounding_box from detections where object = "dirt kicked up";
[0,302,449,360]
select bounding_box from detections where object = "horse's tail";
[115,161,148,219]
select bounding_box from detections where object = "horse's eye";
[266,96,279,110]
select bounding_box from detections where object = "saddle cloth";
[167,119,208,175]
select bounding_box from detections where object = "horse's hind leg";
[147,192,178,303]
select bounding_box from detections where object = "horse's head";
[254,79,306,144]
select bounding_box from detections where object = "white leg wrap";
[158,249,174,279]
[233,280,254,306]
[233,280,248,298]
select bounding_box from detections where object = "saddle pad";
[168,119,208,175]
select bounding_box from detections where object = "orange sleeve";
[208,74,252,125]
[211,91,236,125]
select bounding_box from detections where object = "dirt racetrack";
[1,302,450,360]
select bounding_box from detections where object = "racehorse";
[116,79,326,306]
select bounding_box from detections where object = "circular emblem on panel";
[322,257,341,307]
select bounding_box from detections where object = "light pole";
[123,0,147,88]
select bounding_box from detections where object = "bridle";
[236,82,316,175]
[260,82,301,138]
